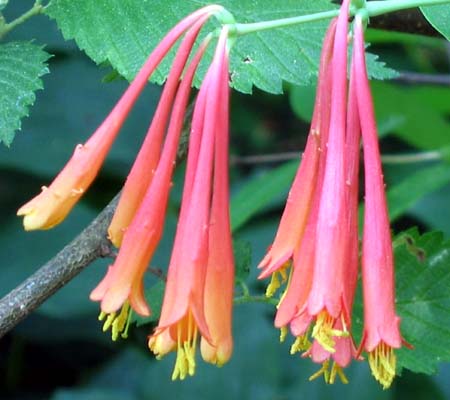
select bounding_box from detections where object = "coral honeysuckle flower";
[200,43,234,367]
[302,0,351,352]
[149,27,230,380]
[107,12,213,247]
[257,18,337,298]
[273,0,357,383]
[90,33,212,321]
[17,5,223,231]
[297,61,362,384]
[353,15,404,389]
[273,18,336,333]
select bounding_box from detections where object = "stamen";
[279,326,288,343]
[290,333,311,354]
[311,311,349,353]
[277,266,294,308]
[309,360,330,382]
[171,311,198,380]
[172,323,187,380]
[368,342,396,389]
[265,263,290,298]
[290,326,311,355]
[98,302,131,341]
[329,362,349,384]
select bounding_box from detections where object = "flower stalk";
[230,0,450,36]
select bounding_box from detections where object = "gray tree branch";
[0,194,119,339]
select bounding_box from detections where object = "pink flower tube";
[353,15,404,390]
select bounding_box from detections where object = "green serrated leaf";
[420,4,450,41]
[364,50,398,81]
[394,230,450,374]
[46,0,395,95]
[0,42,50,146]
[353,229,450,376]
[233,239,252,283]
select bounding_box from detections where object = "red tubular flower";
[200,41,234,367]
[303,0,351,352]
[353,15,403,389]
[149,27,230,380]
[107,13,212,247]
[274,17,337,336]
[301,55,362,383]
[257,53,329,290]
[90,32,211,320]
[17,5,222,231]
[257,18,338,303]
[271,0,360,383]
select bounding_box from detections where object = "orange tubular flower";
[17,5,222,231]
[353,15,404,389]
[301,53,361,384]
[90,31,212,321]
[201,41,234,367]
[271,0,359,383]
[257,18,338,300]
[149,27,231,380]
[274,17,337,338]
[303,0,351,351]
[108,11,215,247]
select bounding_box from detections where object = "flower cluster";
[258,1,405,389]
[17,2,408,388]
[17,5,234,380]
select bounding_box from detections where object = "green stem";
[231,0,450,36]
[239,281,250,298]
[0,0,44,41]
[232,9,339,36]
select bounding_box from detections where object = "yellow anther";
[98,302,131,341]
[311,311,349,353]
[171,311,198,381]
[290,334,311,355]
[183,341,196,376]
[265,263,290,298]
[266,272,281,298]
[309,360,331,383]
[279,326,288,343]
[172,347,188,380]
[102,312,116,332]
[329,362,349,384]
[368,342,396,389]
